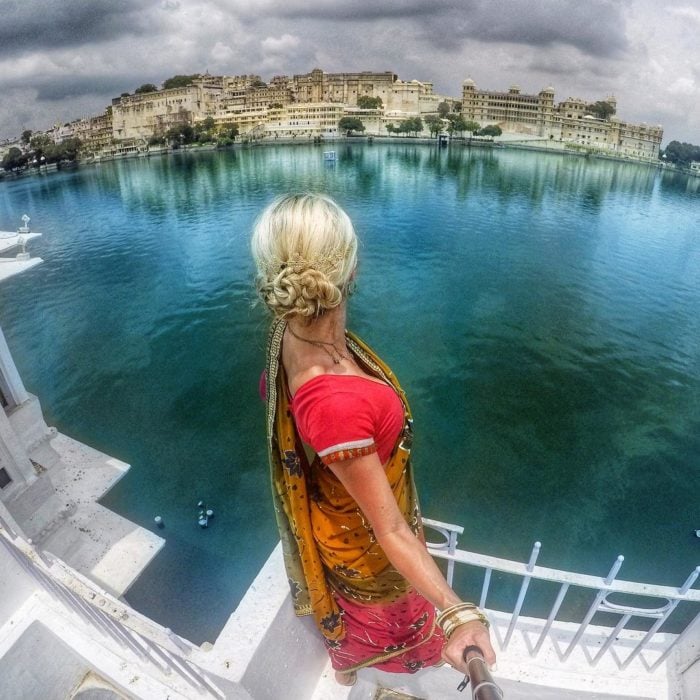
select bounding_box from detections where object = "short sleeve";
[293,382,378,465]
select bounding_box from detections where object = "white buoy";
[206,509,214,518]
[154,516,164,528]
[197,500,205,508]
[694,530,700,538]
[198,516,208,528]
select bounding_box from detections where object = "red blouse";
[291,374,404,465]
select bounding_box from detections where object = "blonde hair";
[251,194,358,319]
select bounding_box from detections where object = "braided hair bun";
[251,194,358,319]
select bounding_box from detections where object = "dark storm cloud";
[460,0,628,57]
[268,0,455,21]
[254,0,628,59]
[0,0,155,54]
[33,75,137,102]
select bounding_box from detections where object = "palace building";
[21,68,663,163]
[462,79,663,159]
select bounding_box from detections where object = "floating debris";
[197,502,213,529]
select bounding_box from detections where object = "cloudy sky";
[0,0,698,145]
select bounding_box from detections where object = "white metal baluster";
[629,567,700,670]
[178,658,226,699]
[532,582,570,655]
[678,567,700,597]
[480,568,492,609]
[423,519,463,587]
[166,627,194,656]
[141,637,174,676]
[650,607,700,672]
[504,542,541,648]
[75,592,143,654]
[446,529,458,587]
[6,546,96,635]
[563,555,624,660]
[40,568,109,636]
[593,613,631,664]
[160,646,222,697]
[114,622,173,673]
[151,645,209,693]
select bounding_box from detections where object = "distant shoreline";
[0,134,682,182]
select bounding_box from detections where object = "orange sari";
[264,319,443,670]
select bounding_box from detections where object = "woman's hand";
[441,620,496,674]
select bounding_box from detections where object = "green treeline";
[662,141,700,166]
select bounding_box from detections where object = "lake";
[1,143,698,642]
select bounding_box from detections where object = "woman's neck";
[287,305,347,346]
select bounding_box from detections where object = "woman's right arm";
[327,451,496,673]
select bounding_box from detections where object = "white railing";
[0,516,224,698]
[4,510,699,695]
[424,518,700,672]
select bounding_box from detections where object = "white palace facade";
[462,80,663,160]
[24,68,664,162]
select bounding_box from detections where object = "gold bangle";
[436,602,478,628]
[442,611,490,639]
[437,603,490,639]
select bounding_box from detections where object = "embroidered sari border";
[318,437,375,457]
[320,444,377,465]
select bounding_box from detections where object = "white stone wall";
[0,621,90,700]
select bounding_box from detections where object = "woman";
[252,193,495,686]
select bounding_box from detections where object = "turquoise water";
[1,145,698,642]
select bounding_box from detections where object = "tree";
[135,83,158,94]
[423,114,443,137]
[478,125,502,137]
[217,124,239,146]
[1,147,26,171]
[662,140,700,166]
[198,116,215,132]
[437,101,450,118]
[162,74,199,90]
[585,101,616,120]
[385,123,396,134]
[55,137,82,162]
[29,134,53,155]
[165,123,196,146]
[21,129,32,145]
[397,117,423,136]
[357,95,383,109]
[464,120,480,133]
[338,116,365,135]
[447,114,468,137]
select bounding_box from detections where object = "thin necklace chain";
[286,324,351,365]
